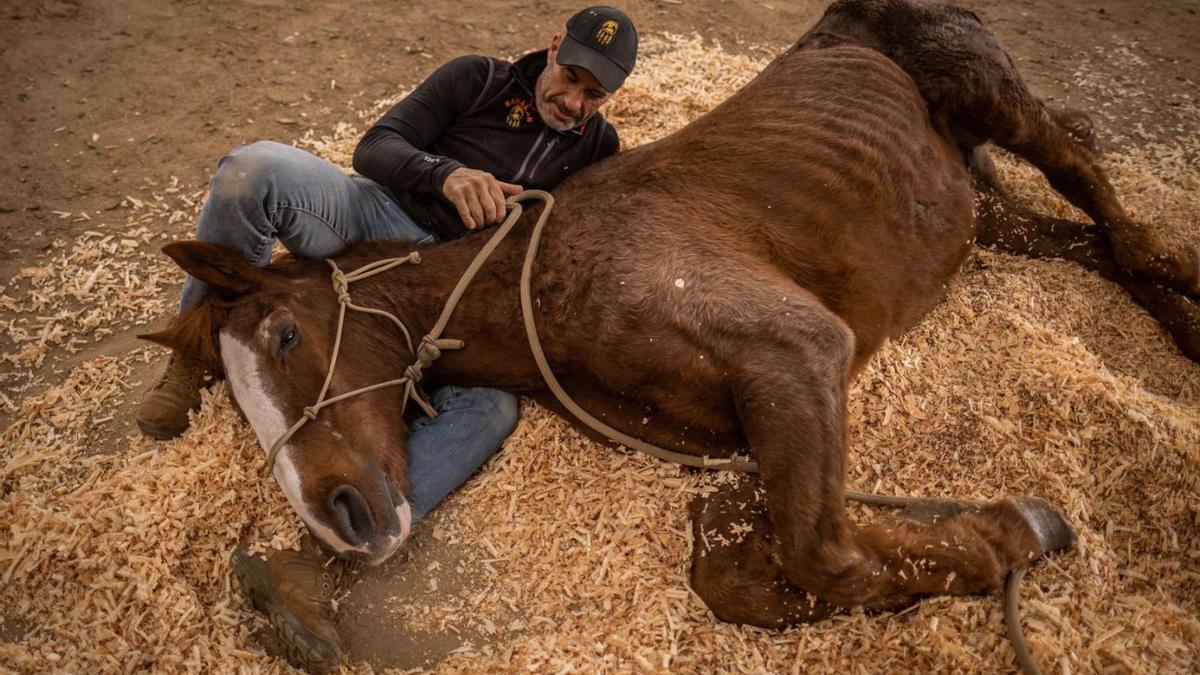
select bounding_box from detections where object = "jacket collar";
[513,49,549,90]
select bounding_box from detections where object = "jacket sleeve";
[352,56,491,197]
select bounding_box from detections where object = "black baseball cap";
[556,6,638,92]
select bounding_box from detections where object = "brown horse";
[143,0,1199,626]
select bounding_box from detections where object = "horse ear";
[138,326,180,351]
[137,301,223,370]
[162,241,264,295]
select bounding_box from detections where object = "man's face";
[535,33,612,132]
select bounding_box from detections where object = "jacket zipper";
[512,128,548,183]
[525,137,559,183]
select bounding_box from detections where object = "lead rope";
[514,190,1044,675]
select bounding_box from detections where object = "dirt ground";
[2,0,1199,671]
[4,0,1199,269]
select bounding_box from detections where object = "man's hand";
[441,167,524,230]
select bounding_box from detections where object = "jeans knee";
[208,140,290,205]
[476,389,519,438]
[490,391,520,437]
[438,387,519,438]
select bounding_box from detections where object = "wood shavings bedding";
[0,179,203,410]
[2,34,1198,673]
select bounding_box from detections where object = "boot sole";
[135,416,188,441]
[230,548,343,673]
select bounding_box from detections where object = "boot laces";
[157,354,204,389]
[280,556,339,609]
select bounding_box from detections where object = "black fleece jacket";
[352,49,620,240]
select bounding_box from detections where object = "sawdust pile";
[0,186,193,408]
[3,34,1199,673]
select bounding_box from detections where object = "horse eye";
[279,326,298,354]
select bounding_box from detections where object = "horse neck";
[342,232,542,390]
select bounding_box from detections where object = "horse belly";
[540,289,749,457]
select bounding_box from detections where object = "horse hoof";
[898,498,974,525]
[1007,496,1077,555]
[1051,107,1101,158]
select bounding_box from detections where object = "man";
[138,7,637,672]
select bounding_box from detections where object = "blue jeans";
[181,140,435,310]
[185,141,517,519]
[408,386,519,519]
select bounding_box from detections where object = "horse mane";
[139,292,264,374]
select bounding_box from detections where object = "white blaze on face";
[219,331,287,446]
[218,329,366,555]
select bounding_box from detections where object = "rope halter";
[263,191,547,472]
[266,252,456,470]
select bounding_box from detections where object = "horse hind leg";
[970,108,1099,193]
[802,0,1200,296]
[983,101,1200,297]
[971,156,1200,362]
[1048,106,1101,159]
[942,22,1198,295]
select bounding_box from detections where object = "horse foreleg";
[724,294,1074,616]
[974,175,1200,362]
[689,478,997,626]
[689,477,840,627]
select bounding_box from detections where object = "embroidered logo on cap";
[595,20,618,45]
[505,97,535,127]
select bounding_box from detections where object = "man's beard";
[535,68,585,131]
[536,94,583,132]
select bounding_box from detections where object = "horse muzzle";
[324,475,412,565]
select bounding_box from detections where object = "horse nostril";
[329,485,376,546]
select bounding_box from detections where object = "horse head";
[141,241,415,564]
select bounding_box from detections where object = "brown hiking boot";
[136,352,208,439]
[231,538,345,673]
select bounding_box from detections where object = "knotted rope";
[266,192,555,471]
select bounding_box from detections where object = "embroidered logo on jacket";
[595,20,618,45]
[505,97,535,127]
